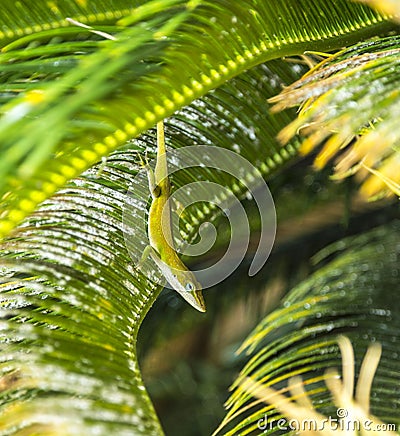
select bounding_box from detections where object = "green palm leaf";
[217,222,400,436]
[0,152,163,435]
[0,0,393,238]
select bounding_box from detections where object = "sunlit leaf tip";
[354,0,400,22]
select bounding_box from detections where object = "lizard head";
[169,269,206,313]
[148,249,206,313]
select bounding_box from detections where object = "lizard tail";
[157,121,167,156]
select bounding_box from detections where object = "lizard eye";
[185,282,194,292]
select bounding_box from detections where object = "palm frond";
[216,222,400,435]
[0,0,136,43]
[0,0,392,238]
[270,35,400,200]
[0,150,163,434]
[239,337,397,436]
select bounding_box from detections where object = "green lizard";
[140,121,206,312]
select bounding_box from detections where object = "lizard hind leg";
[137,151,160,198]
